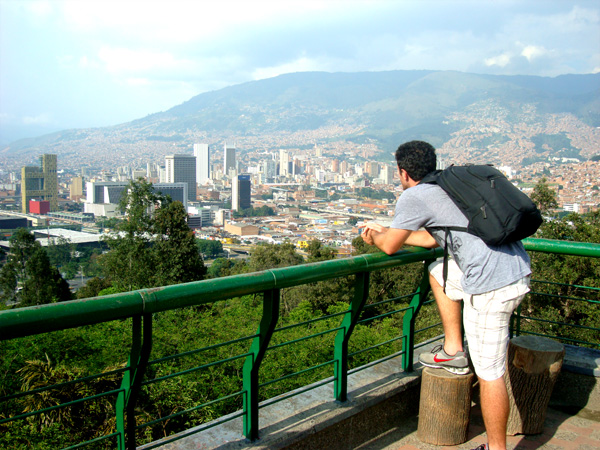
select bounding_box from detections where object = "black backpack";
[421,164,542,246]
[421,165,542,291]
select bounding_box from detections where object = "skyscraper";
[193,143,210,185]
[21,154,58,213]
[279,150,290,176]
[224,143,236,176]
[232,174,251,211]
[165,154,196,202]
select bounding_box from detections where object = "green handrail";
[0,246,441,341]
[1,239,599,449]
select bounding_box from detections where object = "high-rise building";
[224,143,236,176]
[194,143,210,185]
[262,159,277,180]
[279,150,290,176]
[331,159,340,173]
[165,154,196,202]
[70,176,84,201]
[232,174,251,211]
[382,165,395,184]
[21,154,58,213]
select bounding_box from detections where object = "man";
[361,141,530,450]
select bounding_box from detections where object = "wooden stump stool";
[504,335,565,435]
[418,367,475,445]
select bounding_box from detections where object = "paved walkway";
[358,404,600,450]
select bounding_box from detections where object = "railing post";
[334,271,370,402]
[116,313,153,450]
[243,288,280,441]
[402,260,434,371]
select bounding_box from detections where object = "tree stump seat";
[417,367,475,445]
[504,335,565,435]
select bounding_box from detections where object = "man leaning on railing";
[361,140,532,450]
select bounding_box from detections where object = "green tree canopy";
[0,228,71,307]
[531,177,559,216]
[99,179,206,292]
[247,242,303,272]
[306,240,336,262]
[197,239,224,258]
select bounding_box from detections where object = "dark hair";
[394,140,437,181]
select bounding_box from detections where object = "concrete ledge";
[142,340,600,449]
[142,343,440,450]
[562,343,600,377]
[550,344,600,413]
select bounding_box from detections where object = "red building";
[29,200,50,215]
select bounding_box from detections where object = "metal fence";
[0,238,598,449]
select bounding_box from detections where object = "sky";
[1,0,599,144]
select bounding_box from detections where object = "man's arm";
[361,223,438,255]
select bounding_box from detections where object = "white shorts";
[429,259,530,381]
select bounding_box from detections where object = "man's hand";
[361,223,438,254]
[361,222,385,246]
[361,222,412,255]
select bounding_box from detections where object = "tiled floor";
[359,404,600,450]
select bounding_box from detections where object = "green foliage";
[76,277,113,299]
[247,242,303,272]
[2,217,599,448]
[232,205,275,218]
[306,239,336,262]
[531,133,580,159]
[356,187,396,201]
[99,179,206,292]
[152,201,206,286]
[0,228,71,307]
[521,212,600,346]
[206,257,238,279]
[531,177,559,215]
[196,239,223,258]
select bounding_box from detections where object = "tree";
[306,240,336,262]
[152,201,206,286]
[524,211,600,345]
[76,277,113,299]
[197,239,223,258]
[100,179,206,292]
[247,242,304,272]
[0,228,71,306]
[531,177,558,216]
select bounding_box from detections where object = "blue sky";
[1,0,599,144]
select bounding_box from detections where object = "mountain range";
[2,70,599,168]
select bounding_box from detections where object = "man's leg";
[429,273,463,355]
[463,277,529,450]
[479,377,509,450]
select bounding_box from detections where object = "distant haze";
[1,0,599,144]
[2,70,598,172]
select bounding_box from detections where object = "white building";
[193,143,211,185]
[279,150,290,176]
[84,181,189,217]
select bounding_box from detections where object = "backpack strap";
[428,226,467,293]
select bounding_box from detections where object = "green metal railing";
[0,238,599,449]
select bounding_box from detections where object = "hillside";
[2,70,599,169]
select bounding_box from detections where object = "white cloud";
[22,113,53,125]
[485,53,512,68]
[521,45,547,62]
[59,0,334,44]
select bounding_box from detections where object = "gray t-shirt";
[391,183,531,295]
